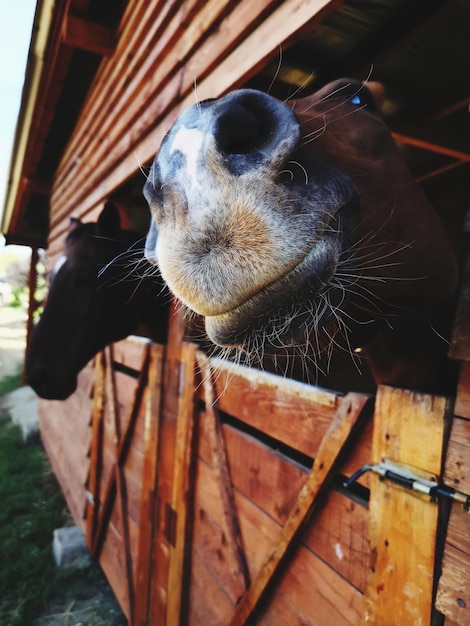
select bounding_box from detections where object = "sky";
[0,0,38,256]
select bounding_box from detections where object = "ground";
[0,304,126,626]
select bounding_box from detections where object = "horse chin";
[204,206,355,351]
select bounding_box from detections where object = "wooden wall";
[35,1,470,625]
[46,0,343,260]
[38,304,468,625]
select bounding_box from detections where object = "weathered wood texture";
[39,336,165,621]
[39,331,466,625]
[46,0,342,260]
[436,410,470,625]
[34,1,469,624]
[38,364,94,533]
[364,386,451,626]
[185,354,373,626]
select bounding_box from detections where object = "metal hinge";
[344,459,470,510]
[85,490,96,505]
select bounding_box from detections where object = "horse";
[142,78,459,394]
[26,202,170,400]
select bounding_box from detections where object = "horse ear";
[68,217,81,234]
[97,202,121,238]
[363,81,385,114]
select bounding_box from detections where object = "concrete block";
[0,385,39,443]
[52,526,91,569]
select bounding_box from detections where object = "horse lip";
[203,200,357,349]
[205,232,338,346]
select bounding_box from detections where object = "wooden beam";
[86,352,106,551]
[391,129,470,162]
[363,385,451,625]
[417,159,467,184]
[165,342,199,626]
[63,15,116,56]
[450,251,470,362]
[27,177,52,195]
[197,352,250,599]
[133,344,165,626]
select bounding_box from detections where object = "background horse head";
[26,202,169,400]
[143,78,459,393]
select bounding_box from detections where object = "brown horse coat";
[144,79,458,392]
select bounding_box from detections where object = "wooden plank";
[364,385,450,625]
[100,535,131,619]
[106,345,135,618]
[180,0,280,94]
[181,0,343,103]
[449,250,470,361]
[51,0,171,198]
[63,15,116,56]
[263,538,363,626]
[49,0,214,233]
[123,439,144,487]
[194,459,273,581]
[207,357,341,458]
[192,490,363,626]
[443,416,470,494]
[39,403,90,485]
[48,0,343,241]
[197,352,250,599]
[91,339,150,613]
[257,591,312,626]
[198,418,308,526]
[188,552,236,626]
[303,490,369,593]
[40,425,88,531]
[435,542,470,624]
[112,336,152,371]
[133,343,165,626]
[454,362,470,419]
[39,373,93,530]
[166,342,199,626]
[123,472,142,525]
[234,489,363,625]
[192,502,245,604]
[229,392,370,625]
[148,301,187,624]
[198,403,370,590]
[445,503,470,556]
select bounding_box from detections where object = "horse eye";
[349,90,376,111]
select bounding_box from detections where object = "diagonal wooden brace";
[229,391,371,626]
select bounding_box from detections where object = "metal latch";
[344,459,470,511]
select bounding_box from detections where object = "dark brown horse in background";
[143,78,459,394]
[26,202,170,400]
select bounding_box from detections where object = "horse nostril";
[211,90,300,174]
[214,104,260,154]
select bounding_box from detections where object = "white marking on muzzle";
[170,126,204,190]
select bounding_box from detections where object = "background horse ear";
[68,217,82,234]
[97,201,122,239]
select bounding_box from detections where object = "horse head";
[26,202,169,400]
[144,78,459,392]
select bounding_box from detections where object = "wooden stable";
[39,300,470,625]
[3,1,470,624]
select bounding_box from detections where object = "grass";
[0,414,68,625]
[0,371,126,626]
[0,370,23,395]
